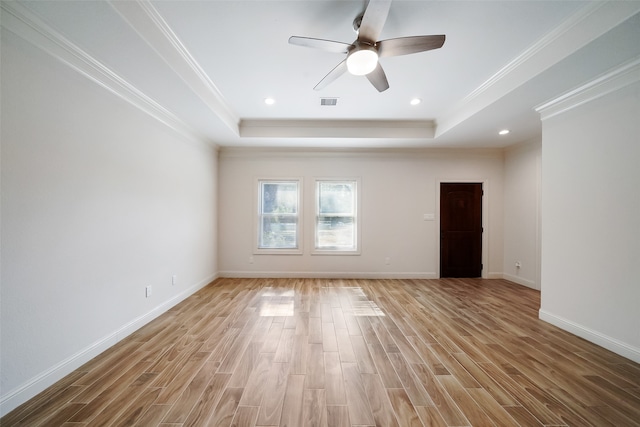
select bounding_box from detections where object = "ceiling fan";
[289,0,445,92]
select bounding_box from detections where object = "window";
[315,179,359,253]
[257,179,301,252]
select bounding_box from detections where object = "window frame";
[312,177,361,256]
[254,177,303,255]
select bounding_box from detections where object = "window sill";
[311,250,361,256]
[254,249,303,255]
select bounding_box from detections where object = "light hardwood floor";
[3,278,640,426]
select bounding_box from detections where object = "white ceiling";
[5,1,640,148]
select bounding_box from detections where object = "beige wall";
[539,72,640,362]
[503,139,542,289]
[1,30,218,413]
[218,148,504,278]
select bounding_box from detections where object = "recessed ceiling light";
[499,129,510,135]
[410,98,422,106]
[264,98,275,105]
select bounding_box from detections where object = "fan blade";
[314,59,348,91]
[377,35,445,58]
[366,63,389,92]
[358,0,392,44]
[289,36,351,54]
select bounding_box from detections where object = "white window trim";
[312,177,361,256]
[254,177,303,255]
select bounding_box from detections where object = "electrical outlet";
[249,256,254,264]
[515,261,522,269]
[385,257,391,265]
[172,275,177,286]
[145,285,152,298]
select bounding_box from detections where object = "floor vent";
[320,98,338,106]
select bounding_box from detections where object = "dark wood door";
[440,183,483,277]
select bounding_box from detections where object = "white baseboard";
[502,273,538,290]
[0,273,217,417]
[539,309,640,364]
[219,271,538,287]
[218,271,439,279]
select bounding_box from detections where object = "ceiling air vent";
[320,98,338,106]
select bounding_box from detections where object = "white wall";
[503,139,542,289]
[1,30,218,414]
[539,68,640,362]
[218,148,504,278]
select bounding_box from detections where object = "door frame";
[436,179,490,279]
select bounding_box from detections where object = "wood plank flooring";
[3,278,640,426]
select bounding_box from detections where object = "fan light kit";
[346,45,379,75]
[289,0,445,92]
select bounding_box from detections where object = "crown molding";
[107,0,240,135]
[436,1,640,138]
[535,56,640,120]
[0,1,208,144]
[239,119,435,139]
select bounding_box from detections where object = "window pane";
[316,216,355,249]
[262,182,298,214]
[260,215,297,249]
[318,182,354,214]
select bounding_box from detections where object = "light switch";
[423,213,435,221]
